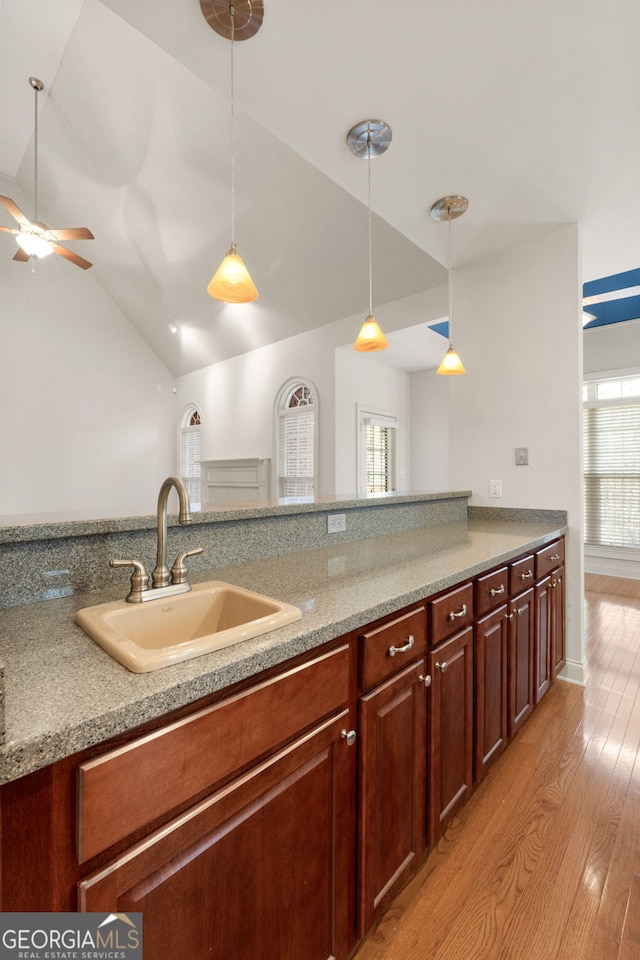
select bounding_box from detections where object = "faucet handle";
[170,547,204,585]
[110,559,150,603]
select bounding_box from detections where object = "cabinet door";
[508,588,535,736]
[358,660,427,935]
[79,711,356,960]
[534,576,552,703]
[428,627,473,841]
[474,605,508,783]
[550,565,565,677]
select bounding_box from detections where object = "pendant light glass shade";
[207,3,258,303]
[431,195,468,376]
[207,242,258,302]
[436,344,466,375]
[354,314,389,351]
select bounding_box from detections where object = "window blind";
[181,426,201,507]
[365,423,396,494]
[279,410,315,498]
[583,403,640,549]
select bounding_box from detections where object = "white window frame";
[583,367,640,558]
[357,405,398,497]
[179,404,202,511]
[274,378,318,502]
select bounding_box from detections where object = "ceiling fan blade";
[49,227,94,241]
[53,244,93,270]
[0,195,31,226]
[13,247,30,262]
[0,225,19,234]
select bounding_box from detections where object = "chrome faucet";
[110,476,203,602]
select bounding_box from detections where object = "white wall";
[448,225,584,684]
[409,370,450,491]
[0,238,176,519]
[335,350,411,494]
[176,324,338,496]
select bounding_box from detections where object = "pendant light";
[347,120,392,352]
[430,195,468,375]
[203,0,263,303]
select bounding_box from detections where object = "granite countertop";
[0,515,566,785]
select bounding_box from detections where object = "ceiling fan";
[0,77,94,270]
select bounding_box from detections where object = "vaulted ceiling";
[2,0,640,375]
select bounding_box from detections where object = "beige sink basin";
[75,581,302,673]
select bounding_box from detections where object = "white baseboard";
[584,554,640,581]
[557,659,586,687]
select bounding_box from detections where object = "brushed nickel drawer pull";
[490,584,505,596]
[550,553,560,562]
[448,604,467,621]
[436,661,448,673]
[519,570,533,580]
[388,634,415,657]
[418,674,432,687]
[341,729,357,747]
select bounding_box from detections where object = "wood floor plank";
[353,575,640,960]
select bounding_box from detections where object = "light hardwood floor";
[354,574,640,960]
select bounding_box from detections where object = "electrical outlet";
[515,447,529,466]
[489,479,502,498]
[327,513,347,534]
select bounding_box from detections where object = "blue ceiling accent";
[583,267,640,298]
[583,267,640,329]
[583,296,640,329]
[429,320,449,339]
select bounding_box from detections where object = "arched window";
[180,406,201,510]
[276,380,317,500]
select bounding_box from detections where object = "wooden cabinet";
[534,575,552,703]
[507,587,535,735]
[79,711,355,960]
[427,626,474,840]
[474,605,508,782]
[550,565,565,677]
[357,607,427,935]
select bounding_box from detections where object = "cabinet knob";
[505,612,515,621]
[418,674,432,687]
[341,729,357,747]
[388,634,415,657]
[435,661,448,673]
[490,584,505,596]
[448,604,467,622]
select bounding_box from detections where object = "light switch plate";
[515,447,529,466]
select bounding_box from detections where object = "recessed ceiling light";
[168,322,179,335]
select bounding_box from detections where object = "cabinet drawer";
[510,554,535,594]
[77,643,350,863]
[429,583,474,644]
[359,606,426,691]
[474,566,508,616]
[535,538,564,579]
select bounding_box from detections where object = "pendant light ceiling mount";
[430,195,469,222]
[346,120,392,160]
[200,0,263,40]
[347,119,392,353]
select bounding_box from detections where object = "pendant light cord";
[367,129,373,316]
[33,82,39,223]
[447,208,453,344]
[230,4,236,248]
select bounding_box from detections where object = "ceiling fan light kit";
[347,119,392,353]
[0,77,94,271]
[431,194,468,376]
